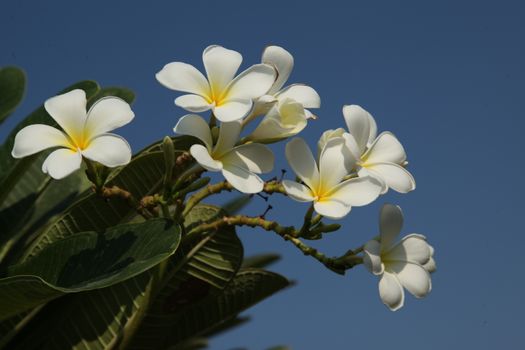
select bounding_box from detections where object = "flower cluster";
[11,44,435,311]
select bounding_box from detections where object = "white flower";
[11,89,134,180]
[363,204,434,311]
[156,45,277,122]
[174,114,274,194]
[282,137,382,219]
[342,105,416,194]
[245,98,308,144]
[255,46,321,119]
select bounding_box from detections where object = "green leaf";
[0,218,181,321]
[222,195,252,215]
[241,253,281,269]
[129,269,291,349]
[0,67,25,125]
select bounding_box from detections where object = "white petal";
[365,162,415,193]
[81,134,131,167]
[317,128,346,159]
[313,199,351,219]
[363,240,384,275]
[156,62,210,97]
[203,45,242,97]
[319,137,356,191]
[358,167,388,194]
[213,99,253,122]
[173,114,213,150]
[221,143,274,174]
[388,262,431,298]
[423,245,436,273]
[222,165,263,194]
[384,234,431,265]
[364,132,406,164]
[44,89,87,141]
[42,148,82,180]
[175,94,212,113]
[248,100,307,143]
[11,124,71,158]
[282,180,314,202]
[84,97,134,138]
[213,121,242,156]
[325,176,382,207]
[223,64,276,101]
[276,84,320,108]
[262,45,294,93]
[285,138,319,190]
[379,204,403,251]
[342,132,361,161]
[190,144,222,171]
[378,271,405,311]
[342,104,376,154]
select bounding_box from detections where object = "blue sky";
[2,0,524,349]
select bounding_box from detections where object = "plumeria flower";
[282,137,382,219]
[342,105,416,194]
[156,45,277,122]
[253,45,321,119]
[244,98,308,144]
[363,204,434,311]
[11,89,134,180]
[174,114,274,193]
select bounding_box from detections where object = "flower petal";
[11,124,71,158]
[175,94,212,113]
[379,204,403,251]
[364,162,415,193]
[249,100,307,143]
[378,271,405,311]
[282,180,315,202]
[221,143,274,174]
[285,137,319,190]
[44,89,87,141]
[213,121,242,156]
[173,114,213,150]
[363,240,384,275]
[423,245,437,273]
[190,144,222,171]
[325,176,382,207]
[213,99,253,122]
[262,45,294,93]
[84,97,134,138]
[203,45,242,97]
[42,148,82,180]
[384,234,431,265]
[276,84,320,108]
[342,104,376,154]
[319,137,356,191]
[156,62,210,97]
[317,128,345,158]
[364,132,406,164]
[81,134,131,167]
[313,199,351,219]
[387,261,431,298]
[223,63,276,101]
[222,165,264,194]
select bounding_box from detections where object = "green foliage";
[0,77,292,349]
[0,66,25,125]
[0,218,181,321]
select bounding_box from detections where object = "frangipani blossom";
[156,45,277,122]
[363,204,434,311]
[256,46,321,119]
[342,105,415,194]
[11,89,134,180]
[174,115,274,193]
[283,137,382,219]
[245,98,307,144]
